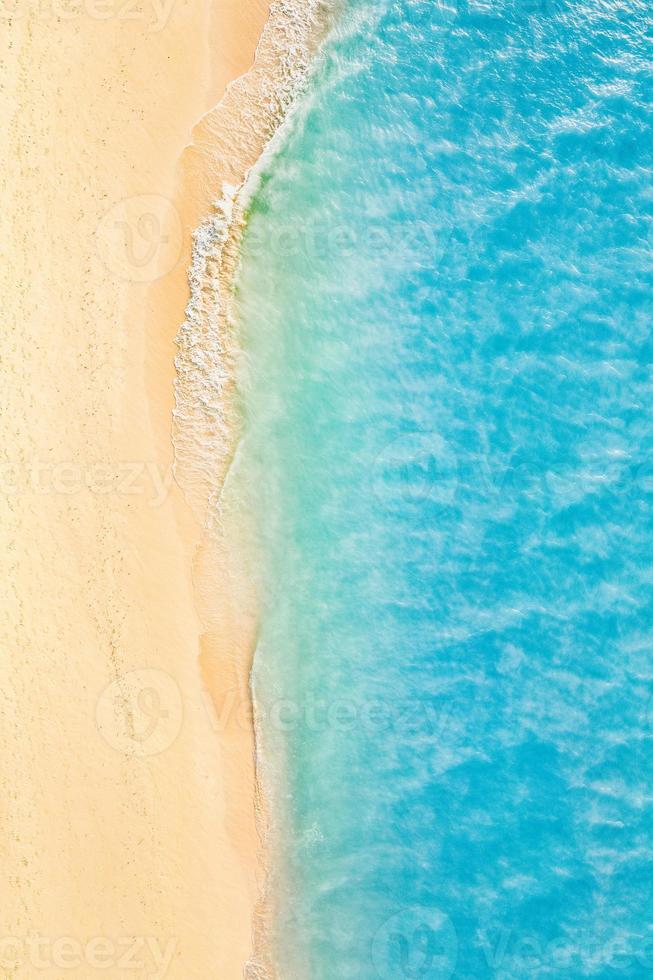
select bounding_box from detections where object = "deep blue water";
[232,0,653,975]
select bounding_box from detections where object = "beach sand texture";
[0,1,320,976]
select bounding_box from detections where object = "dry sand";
[0,0,321,976]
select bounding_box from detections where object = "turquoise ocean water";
[231,0,653,975]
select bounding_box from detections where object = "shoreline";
[166,1,332,976]
[0,1,325,977]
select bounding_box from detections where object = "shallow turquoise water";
[232,0,653,975]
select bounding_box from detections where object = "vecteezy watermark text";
[477,926,653,974]
[0,0,175,31]
[205,688,454,738]
[0,935,176,977]
[244,217,452,266]
[0,459,174,508]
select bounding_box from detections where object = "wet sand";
[0,1,316,975]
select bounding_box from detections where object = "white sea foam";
[171,4,336,979]
[172,0,333,531]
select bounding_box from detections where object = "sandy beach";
[0,1,321,976]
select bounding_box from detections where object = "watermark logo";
[372,907,458,979]
[96,195,182,282]
[96,668,183,757]
[372,432,458,508]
